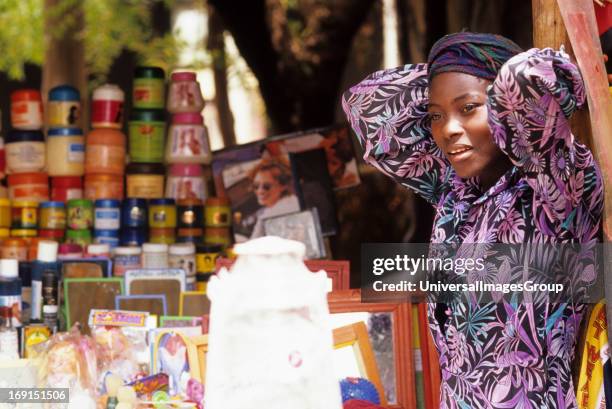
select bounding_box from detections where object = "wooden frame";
[115,294,168,316]
[333,321,387,406]
[187,335,209,383]
[215,258,350,291]
[179,291,210,316]
[64,277,124,332]
[328,289,414,409]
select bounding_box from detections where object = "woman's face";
[428,72,510,187]
[253,170,284,207]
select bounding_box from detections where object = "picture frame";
[125,269,186,316]
[115,294,168,317]
[187,334,209,383]
[179,291,210,316]
[262,208,326,259]
[215,258,350,291]
[328,289,414,409]
[61,258,112,278]
[151,330,196,396]
[160,316,203,328]
[332,321,387,406]
[64,277,124,333]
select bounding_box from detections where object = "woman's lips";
[447,146,473,161]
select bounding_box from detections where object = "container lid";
[172,112,203,125]
[59,243,83,254]
[122,198,148,207]
[67,198,93,207]
[6,130,45,143]
[130,109,166,122]
[37,240,59,262]
[177,228,203,236]
[114,246,142,255]
[49,85,80,101]
[126,162,165,175]
[196,243,223,253]
[0,259,18,278]
[39,229,65,238]
[171,72,197,82]
[52,176,83,188]
[168,164,203,177]
[0,279,21,296]
[87,244,110,255]
[66,229,92,239]
[3,238,26,247]
[205,197,229,206]
[93,229,120,237]
[0,199,10,207]
[134,66,165,79]
[40,201,65,209]
[92,84,124,101]
[142,242,168,253]
[8,173,48,185]
[12,200,39,208]
[169,243,195,255]
[43,305,59,313]
[84,173,123,182]
[11,89,42,102]
[48,128,83,137]
[177,199,203,207]
[94,199,121,208]
[11,229,37,237]
[149,198,176,206]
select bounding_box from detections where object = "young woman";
[343,32,603,408]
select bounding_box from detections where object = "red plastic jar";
[51,176,83,202]
[10,90,43,130]
[8,172,49,202]
[165,164,207,201]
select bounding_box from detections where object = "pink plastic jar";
[165,164,207,201]
[165,113,211,164]
[167,72,204,113]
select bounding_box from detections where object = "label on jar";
[11,101,43,129]
[68,206,93,229]
[128,122,165,162]
[7,142,45,172]
[48,101,80,127]
[10,184,49,202]
[205,206,231,227]
[0,294,22,327]
[113,254,141,276]
[169,82,204,112]
[86,144,125,174]
[133,79,165,108]
[127,175,164,198]
[68,142,85,162]
[94,208,121,229]
[91,100,123,128]
[94,235,120,248]
[168,125,210,160]
[169,255,196,276]
[166,176,206,201]
[196,252,219,274]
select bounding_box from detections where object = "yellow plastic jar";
[149,199,177,228]
[46,128,85,177]
[39,201,67,230]
[0,199,11,229]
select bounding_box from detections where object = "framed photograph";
[215,258,350,291]
[151,330,195,396]
[115,294,168,317]
[222,154,301,242]
[64,277,124,333]
[262,209,326,259]
[125,269,186,316]
[328,289,414,409]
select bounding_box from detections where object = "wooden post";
[532,0,594,149]
[42,0,88,130]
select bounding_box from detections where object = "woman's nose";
[441,117,464,140]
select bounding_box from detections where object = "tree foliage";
[0,0,185,81]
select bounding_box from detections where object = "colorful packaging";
[128,109,166,163]
[133,66,166,109]
[10,89,43,130]
[91,84,124,129]
[48,85,80,128]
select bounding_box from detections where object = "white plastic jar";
[165,113,211,164]
[5,130,46,174]
[47,128,85,176]
[142,242,168,269]
[168,243,196,277]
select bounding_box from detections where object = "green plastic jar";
[66,229,92,247]
[67,198,93,230]
[128,109,166,163]
[133,66,165,109]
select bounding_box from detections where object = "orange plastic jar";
[1,238,28,261]
[84,173,124,200]
[8,172,49,202]
[85,128,126,175]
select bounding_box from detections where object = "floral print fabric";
[342,48,603,408]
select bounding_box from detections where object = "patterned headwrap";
[427,32,523,81]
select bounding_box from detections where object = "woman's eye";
[462,103,479,113]
[428,112,442,122]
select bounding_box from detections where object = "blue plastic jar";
[48,85,80,128]
[94,199,121,230]
[121,198,148,228]
[94,229,120,248]
[120,228,147,246]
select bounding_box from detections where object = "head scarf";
[427,32,523,82]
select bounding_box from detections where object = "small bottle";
[0,306,18,358]
[31,241,59,322]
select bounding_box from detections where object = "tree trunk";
[207,5,236,148]
[398,0,427,63]
[42,0,87,130]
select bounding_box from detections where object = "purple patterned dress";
[342,48,603,408]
